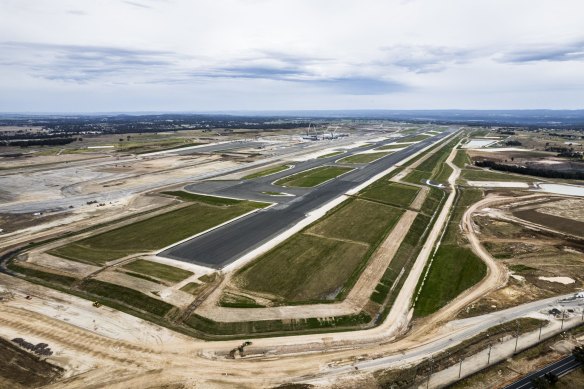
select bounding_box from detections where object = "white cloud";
[0,0,583,111]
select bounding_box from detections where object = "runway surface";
[159,130,454,268]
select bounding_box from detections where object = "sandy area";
[466,181,530,188]
[534,183,584,197]
[538,276,575,285]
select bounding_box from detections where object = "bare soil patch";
[0,337,64,388]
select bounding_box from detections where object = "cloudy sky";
[1,0,583,112]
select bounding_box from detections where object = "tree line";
[474,160,584,180]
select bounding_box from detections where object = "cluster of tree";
[0,138,76,147]
[505,140,522,146]
[557,150,584,159]
[545,145,572,153]
[497,129,517,135]
[574,345,584,363]
[0,114,313,135]
[474,160,584,180]
[0,132,79,141]
[547,132,581,139]
[531,372,558,388]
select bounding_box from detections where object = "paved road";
[504,355,582,389]
[159,130,454,268]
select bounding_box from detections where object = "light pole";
[514,321,520,353]
[487,343,492,365]
[561,310,566,330]
[539,320,543,340]
[458,357,464,378]
[427,357,433,389]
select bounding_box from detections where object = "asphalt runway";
[159,130,454,268]
[504,355,582,389]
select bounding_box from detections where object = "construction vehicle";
[226,341,253,359]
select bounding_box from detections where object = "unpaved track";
[2,273,580,389]
[410,184,510,336]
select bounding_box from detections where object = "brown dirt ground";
[458,199,584,319]
[0,337,64,388]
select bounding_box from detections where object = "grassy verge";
[121,259,193,283]
[434,163,453,183]
[79,279,174,317]
[358,181,420,209]
[376,144,407,151]
[7,262,174,319]
[234,198,403,303]
[371,213,430,304]
[243,164,290,180]
[162,191,268,208]
[337,152,389,164]
[180,282,203,295]
[407,134,431,142]
[185,312,371,336]
[122,271,164,284]
[414,245,486,316]
[219,292,265,308]
[49,194,267,265]
[274,166,353,187]
[403,135,461,185]
[461,168,535,182]
[441,188,483,245]
[453,149,469,168]
[318,151,344,158]
[6,263,77,287]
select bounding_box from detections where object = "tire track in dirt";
[0,306,159,367]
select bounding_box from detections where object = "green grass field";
[338,152,389,164]
[80,279,174,317]
[308,199,404,245]
[234,199,403,303]
[441,188,483,245]
[407,134,431,142]
[434,163,453,183]
[122,259,193,283]
[452,149,470,168]
[180,282,203,295]
[403,169,430,185]
[243,164,291,180]
[359,181,420,208]
[318,151,345,158]
[185,311,371,336]
[236,234,368,302]
[413,182,486,317]
[274,166,353,187]
[414,245,487,316]
[376,144,407,151]
[461,168,535,182]
[403,137,459,185]
[49,194,267,265]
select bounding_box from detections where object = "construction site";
[1,118,584,388]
